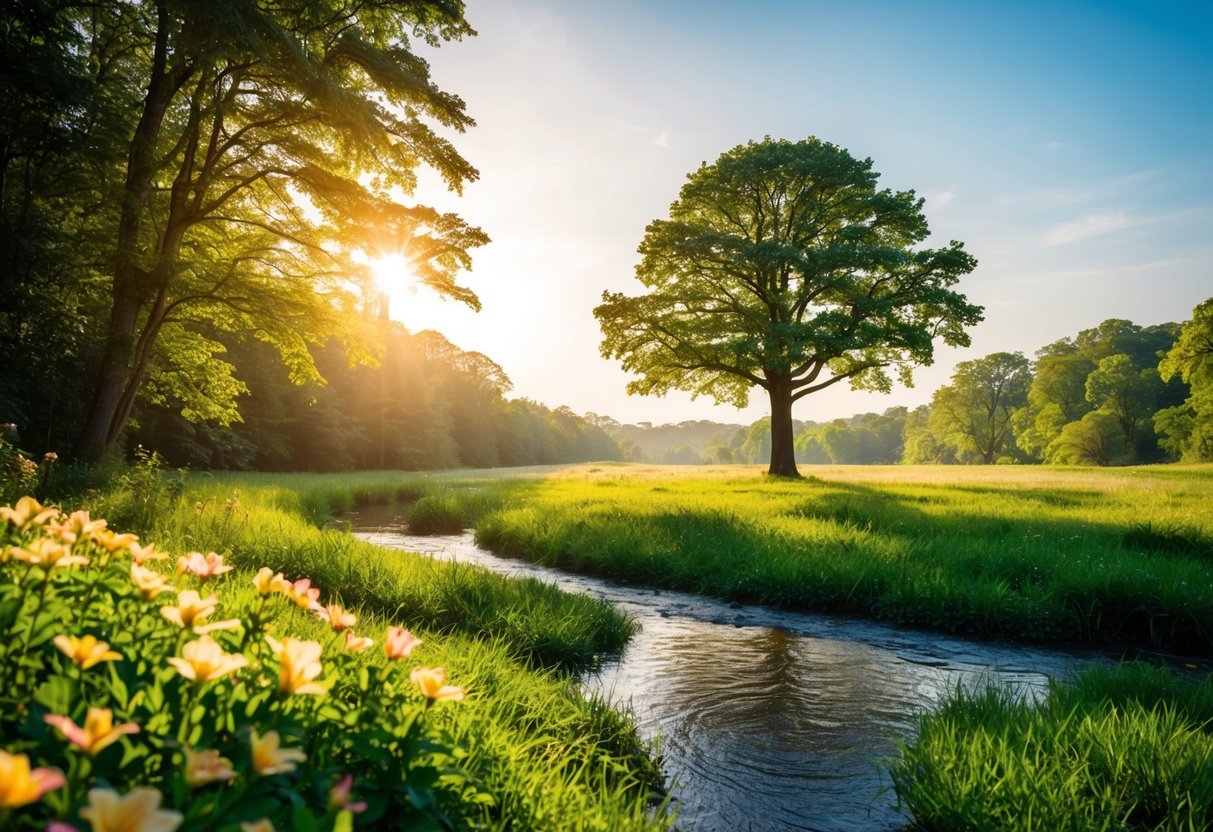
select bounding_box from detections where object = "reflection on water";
[355,524,1098,832]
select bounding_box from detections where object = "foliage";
[1156,298,1213,462]
[794,408,907,464]
[926,353,1030,464]
[596,136,981,476]
[892,663,1213,830]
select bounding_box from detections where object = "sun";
[366,252,474,337]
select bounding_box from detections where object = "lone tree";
[595,136,983,477]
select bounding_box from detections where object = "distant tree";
[1014,349,1095,460]
[1085,354,1163,460]
[929,352,1031,463]
[1155,297,1213,461]
[901,404,956,464]
[595,136,981,477]
[1048,411,1124,466]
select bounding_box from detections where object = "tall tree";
[929,351,1031,464]
[595,137,981,477]
[71,0,488,457]
[1155,297,1213,461]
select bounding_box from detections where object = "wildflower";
[183,748,236,788]
[49,510,106,544]
[44,708,139,755]
[409,667,465,702]
[384,627,422,660]
[0,496,57,530]
[241,821,276,832]
[250,729,306,776]
[167,635,248,684]
[129,541,169,565]
[92,529,139,554]
[53,634,121,670]
[315,603,356,632]
[282,577,321,610]
[264,636,327,696]
[176,551,232,582]
[343,631,374,652]
[131,563,171,600]
[252,567,290,596]
[0,749,65,808]
[327,774,368,814]
[8,537,89,570]
[79,787,183,832]
[42,451,59,463]
[160,590,239,633]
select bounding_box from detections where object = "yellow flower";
[176,551,233,582]
[49,510,106,544]
[130,541,170,565]
[79,787,183,832]
[167,635,248,684]
[0,496,57,530]
[315,603,356,632]
[342,631,374,652]
[241,821,276,832]
[0,749,65,808]
[252,567,290,595]
[160,590,239,633]
[384,627,421,660]
[44,708,140,755]
[282,577,321,610]
[8,537,89,570]
[183,748,236,788]
[92,528,139,553]
[264,636,327,696]
[53,634,121,669]
[131,563,171,600]
[250,729,307,776]
[409,667,466,702]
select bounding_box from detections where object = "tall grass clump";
[892,663,1213,830]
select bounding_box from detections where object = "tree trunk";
[767,378,800,477]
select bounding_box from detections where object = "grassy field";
[391,462,1213,656]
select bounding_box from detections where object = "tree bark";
[767,377,800,477]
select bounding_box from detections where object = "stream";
[353,516,1101,831]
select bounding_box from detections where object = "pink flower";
[283,578,321,610]
[384,627,422,660]
[0,749,65,808]
[342,631,374,652]
[315,603,356,632]
[327,774,367,814]
[44,708,139,755]
[176,551,233,582]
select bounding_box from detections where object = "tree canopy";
[595,136,982,476]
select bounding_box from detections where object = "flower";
[49,510,106,544]
[250,729,307,776]
[129,541,170,565]
[79,787,183,832]
[8,537,89,570]
[282,577,321,610]
[91,529,139,554]
[327,774,368,814]
[161,590,239,633]
[167,635,248,684]
[315,603,356,632]
[44,708,139,755]
[343,631,374,652]
[384,627,422,660]
[264,636,327,696]
[130,563,171,600]
[176,551,232,582]
[183,748,236,788]
[53,634,121,669]
[0,496,57,530]
[252,567,287,595]
[409,667,465,702]
[0,749,65,808]
[241,821,276,832]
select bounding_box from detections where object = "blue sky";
[392,0,1213,426]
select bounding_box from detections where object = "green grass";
[409,462,1213,654]
[891,663,1213,831]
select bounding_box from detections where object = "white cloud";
[923,188,955,210]
[1044,212,1133,245]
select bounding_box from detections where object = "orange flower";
[343,631,374,652]
[264,636,327,696]
[0,749,65,808]
[8,537,89,570]
[44,708,139,755]
[176,551,233,582]
[316,603,356,632]
[129,541,170,565]
[250,729,307,776]
[384,627,422,660]
[160,590,239,633]
[409,667,465,702]
[53,634,121,669]
[92,528,139,554]
[49,510,106,544]
[79,787,183,832]
[0,496,57,530]
[183,748,236,788]
[167,635,248,684]
[130,563,171,600]
[282,578,321,610]
[252,567,290,595]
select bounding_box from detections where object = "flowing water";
[353,516,1101,832]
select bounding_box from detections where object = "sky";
[380,0,1213,427]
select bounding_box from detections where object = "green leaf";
[33,674,77,714]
